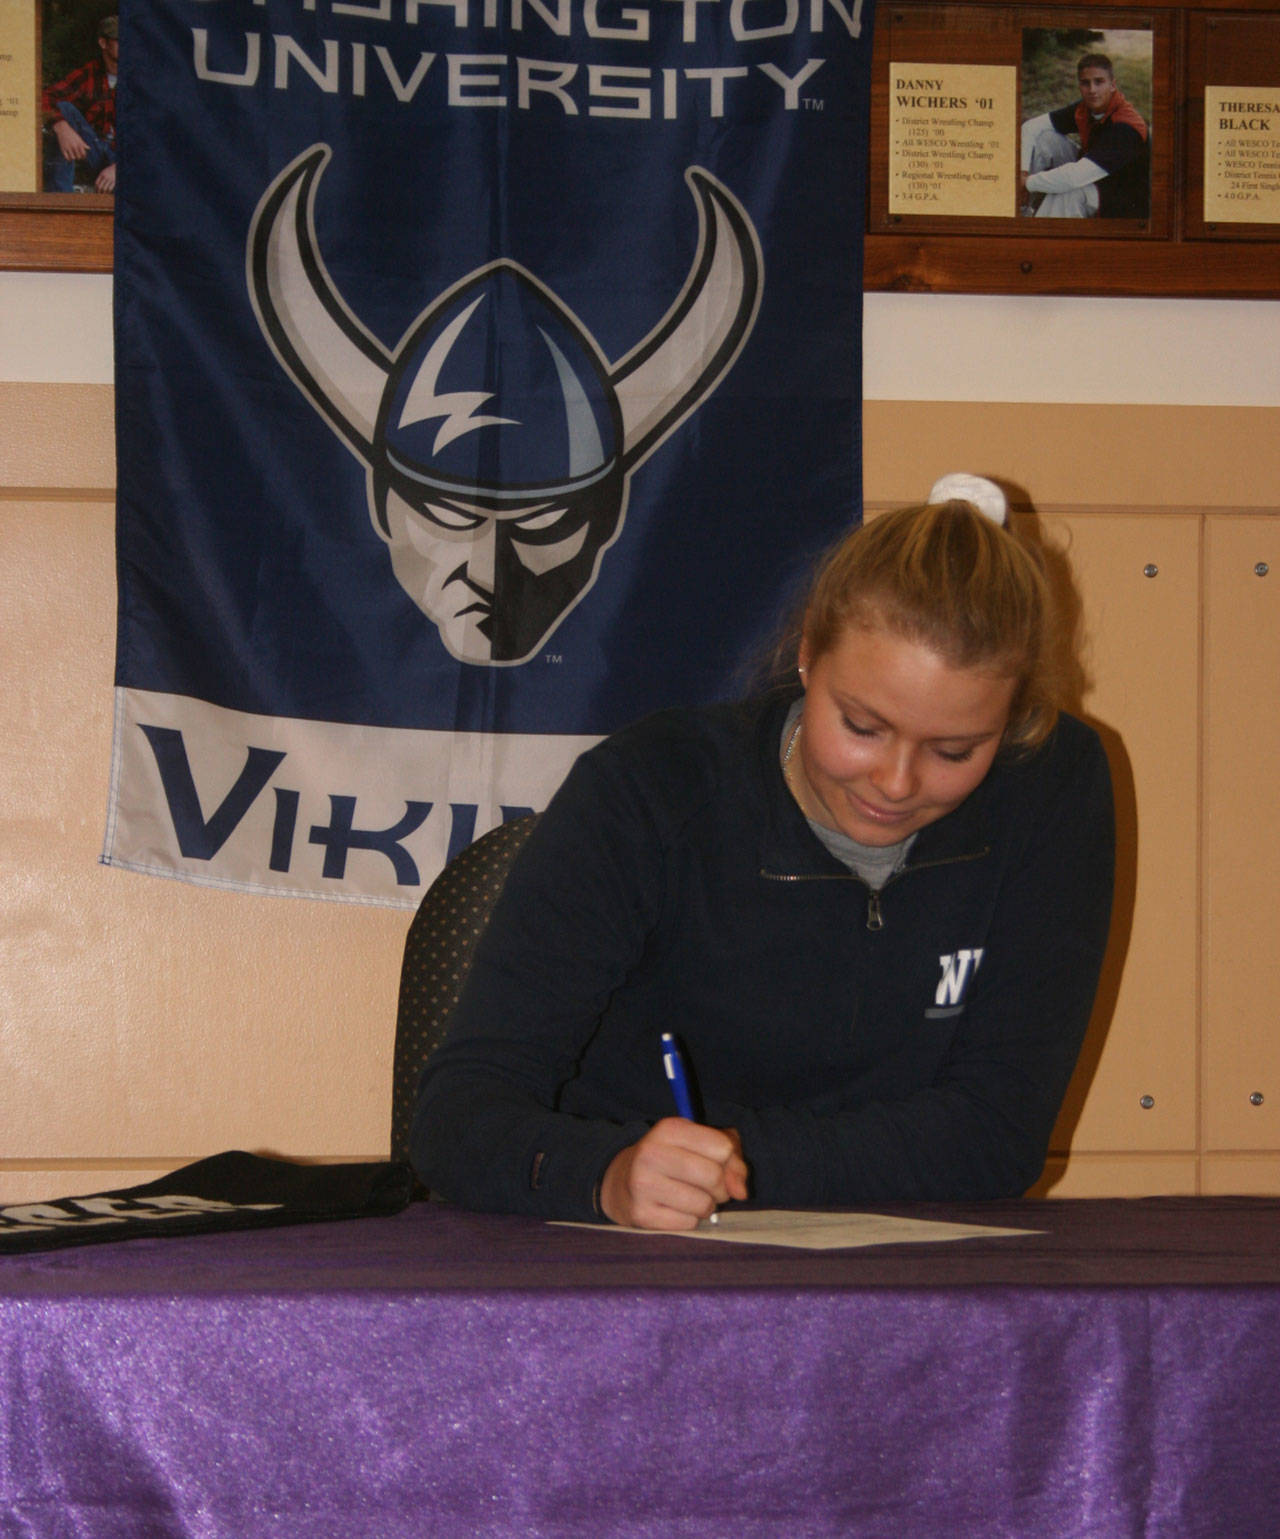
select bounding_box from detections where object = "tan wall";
[2,383,1278,1202]
[1,385,410,1202]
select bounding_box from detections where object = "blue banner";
[105,0,874,904]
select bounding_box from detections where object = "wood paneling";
[868,0,1280,296]
[0,199,113,275]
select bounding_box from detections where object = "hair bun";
[927,473,1008,527]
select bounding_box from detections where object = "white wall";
[3,272,1278,406]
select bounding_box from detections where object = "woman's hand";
[599,1119,749,1230]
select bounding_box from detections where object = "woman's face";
[793,626,1015,846]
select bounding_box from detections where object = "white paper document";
[557,1209,1042,1251]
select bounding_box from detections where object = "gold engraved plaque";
[1204,85,1280,224]
[0,0,38,193]
[888,62,1017,217]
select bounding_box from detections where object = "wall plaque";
[1203,87,1280,224]
[0,0,37,193]
[888,62,1017,216]
[867,1,1278,298]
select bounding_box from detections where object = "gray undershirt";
[780,700,915,889]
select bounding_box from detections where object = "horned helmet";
[248,146,762,665]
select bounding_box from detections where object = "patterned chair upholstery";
[390,814,538,1166]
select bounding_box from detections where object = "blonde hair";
[801,501,1062,752]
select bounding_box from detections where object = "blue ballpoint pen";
[660,1033,719,1222]
[660,1033,697,1119]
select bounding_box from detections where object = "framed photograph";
[36,0,118,196]
[1019,27,1153,223]
[0,0,115,270]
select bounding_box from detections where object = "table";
[2,1197,1278,1537]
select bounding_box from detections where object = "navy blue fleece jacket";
[411,692,1115,1221]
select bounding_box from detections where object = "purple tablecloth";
[3,1198,1278,1537]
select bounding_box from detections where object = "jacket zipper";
[761,847,991,933]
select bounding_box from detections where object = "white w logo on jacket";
[935,949,985,1007]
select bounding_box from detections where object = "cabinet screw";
[1255,562,1269,577]
[1140,1094,1155,1109]
[1250,1092,1265,1106]
[1142,564,1158,579]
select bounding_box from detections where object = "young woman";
[411,480,1115,1228]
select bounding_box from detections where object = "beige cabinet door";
[1041,513,1200,1172]
[1203,516,1280,1181]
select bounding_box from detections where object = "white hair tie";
[928,473,1007,527]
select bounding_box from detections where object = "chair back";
[390,815,538,1164]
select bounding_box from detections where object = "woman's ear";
[797,637,811,684]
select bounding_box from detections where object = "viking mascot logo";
[247,147,763,666]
